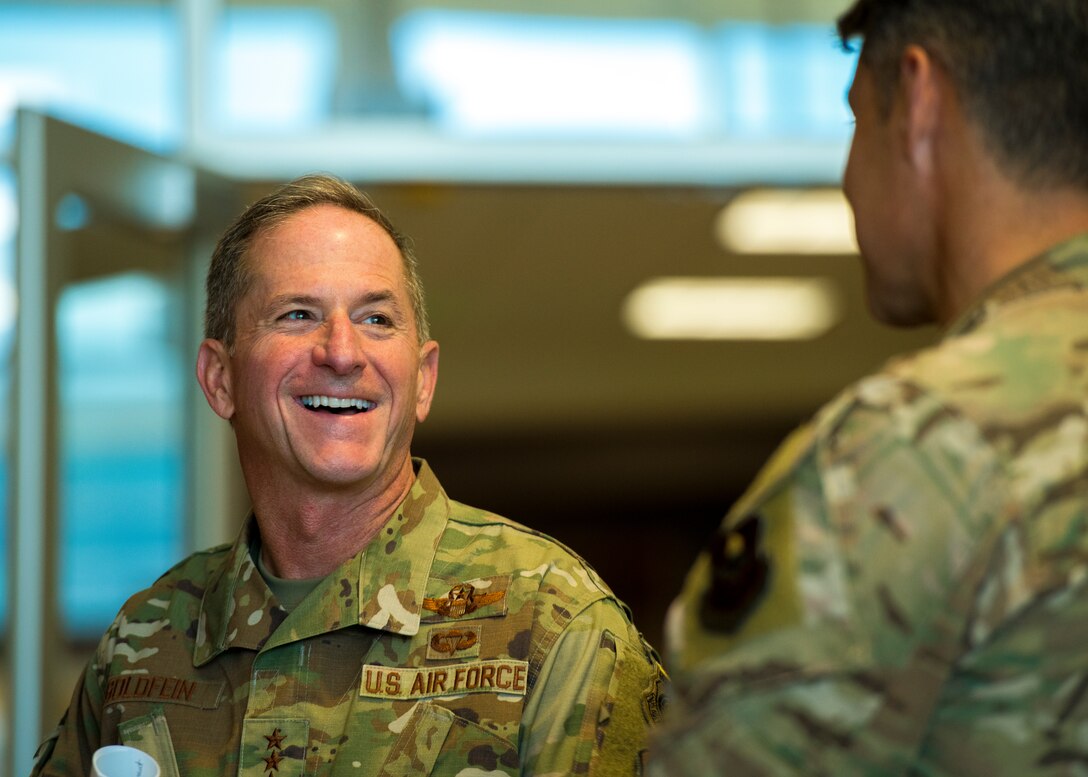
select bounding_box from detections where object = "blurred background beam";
[12,108,48,777]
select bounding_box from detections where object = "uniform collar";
[193,458,449,665]
[193,519,280,666]
[355,458,447,637]
[946,232,1088,337]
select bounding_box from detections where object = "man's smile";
[300,395,376,415]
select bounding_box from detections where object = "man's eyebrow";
[355,290,399,307]
[264,293,320,312]
[263,290,403,311]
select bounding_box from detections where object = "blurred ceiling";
[14,0,932,453]
[266,0,849,24]
[28,0,852,23]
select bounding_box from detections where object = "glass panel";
[0,165,14,634]
[389,11,858,141]
[0,4,181,152]
[390,11,707,138]
[709,22,857,140]
[56,274,184,637]
[0,4,336,150]
[210,7,336,134]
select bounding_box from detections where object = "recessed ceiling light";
[622,276,840,340]
[716,188,858,255]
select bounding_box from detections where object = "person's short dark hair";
[837,0,1088,190]
[205,173,429,347]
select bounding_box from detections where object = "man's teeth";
[301,395,374,411]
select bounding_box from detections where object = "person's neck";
[248,458,417,580]
[931,161,1088,325]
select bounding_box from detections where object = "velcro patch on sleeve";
[359,659,528,700]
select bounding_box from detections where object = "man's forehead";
[246,208,404,274]
[258,204,393,246]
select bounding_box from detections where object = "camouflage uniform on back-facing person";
[649,1,1088,774]
[34,175,665,777]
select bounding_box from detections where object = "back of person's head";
[838,0,1088,190]
[205,173,429,347]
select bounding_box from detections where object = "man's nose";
[312,313,365,373]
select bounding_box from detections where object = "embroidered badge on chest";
[240,718,308,777]
[263,726,288,773]
[427,625,483,659]
[423,582,505,619]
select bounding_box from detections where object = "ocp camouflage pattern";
[650,234,1088,775]
[34,460,665,776]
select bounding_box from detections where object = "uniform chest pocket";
[378,702,519,777]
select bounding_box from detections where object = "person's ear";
[415,340,440,423]
[196,338,236,421]
[898,44,941,174]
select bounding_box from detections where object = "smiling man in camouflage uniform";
[649,0,1088,774]
[33,174,664,777]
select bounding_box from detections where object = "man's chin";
[299,451,410,493]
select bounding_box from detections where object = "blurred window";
[710,22,856,140]
[390,10,857,140]
[0,167,14,634]
[56,274,185,637]
[391,11,707,138]
[0,4,336,152]
[209,7,336,134]
[0,4,181,151]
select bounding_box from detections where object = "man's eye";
[364,313,392,326]
[282,310,312,321]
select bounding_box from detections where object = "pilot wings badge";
[422,583,506,619]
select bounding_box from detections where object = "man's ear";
[415,340,440,424]
[898,44,942,174]
[196,338,236,421]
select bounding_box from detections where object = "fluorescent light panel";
[623,276,839,340]
[716,188,858,255]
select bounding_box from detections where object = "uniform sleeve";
[518,598,667,776]
[648,382,1021,775]
[31,647,105,777]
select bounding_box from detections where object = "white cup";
[91,745,161,777]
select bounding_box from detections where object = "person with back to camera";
[33,173,666,776]
[648,0,1088,773]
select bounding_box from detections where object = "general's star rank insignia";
[264,727,286,751]
[422,583,505,618]
[263,750,284,773]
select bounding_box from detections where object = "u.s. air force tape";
[359,659,528,700]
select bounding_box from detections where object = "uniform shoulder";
[878,296,1086,426]
[443,499,619,605]
[114,542,233,618]
[150,541,233,587]
[805,277,1086,434]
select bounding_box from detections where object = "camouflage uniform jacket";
[34,460,664,777]
[649,235,1088,775]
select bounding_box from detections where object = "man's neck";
[932,165,1088,324]
[248,459,417,580]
